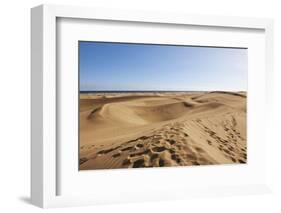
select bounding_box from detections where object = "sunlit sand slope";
[79,92,247,170]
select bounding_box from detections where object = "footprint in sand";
[166,139,176,145]
[238,159,246,163]
[135,143,144,149]
[79,157,88,165]
[132,159,146,168]
[121,146,134,152]
[112,152,121,158]
[207,140,212,145]
[151,146,166,152]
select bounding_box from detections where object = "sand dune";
[79,92,247,170]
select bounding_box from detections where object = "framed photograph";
[78,41,248,170]
[31,4,274,208]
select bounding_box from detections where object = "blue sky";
[79,41,247,91]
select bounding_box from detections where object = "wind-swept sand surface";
[79,92,247,170]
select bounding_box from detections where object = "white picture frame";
[31,4,274,208]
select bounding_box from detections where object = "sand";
[79,91,247,170]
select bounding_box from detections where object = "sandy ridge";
[79,92,247,170]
